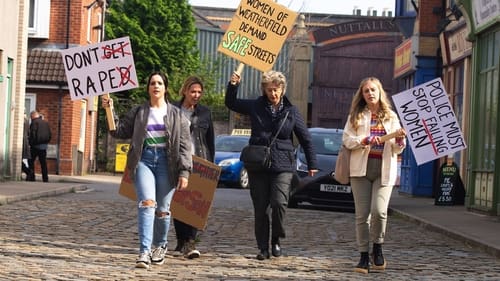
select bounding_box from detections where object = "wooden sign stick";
[379,131,401,142]
[103,93,116,131]
[234,63,245,76]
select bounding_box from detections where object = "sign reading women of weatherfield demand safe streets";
[218,0,298,72]
[392,78,467,165]
[61,36,138,100]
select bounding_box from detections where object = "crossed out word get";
[101,42,132,60]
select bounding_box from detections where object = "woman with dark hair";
[102,71,192,269]
[173,76,215,259]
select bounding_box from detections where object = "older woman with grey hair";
[225,70,318,260]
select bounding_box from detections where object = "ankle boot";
[354,252,369,274]
[372,243,386,271]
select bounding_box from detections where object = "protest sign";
[119,155,221,230]
[61,36,138,100]
[171,156,221,230]
[392,78,467,165]
[218,0,298,72]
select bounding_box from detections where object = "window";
[28,0,51,38]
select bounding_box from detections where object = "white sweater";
[342,109,406,186]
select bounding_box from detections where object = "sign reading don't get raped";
[61,36,138,100]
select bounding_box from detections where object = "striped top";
[144,106,167,147]
[368,113,386,159]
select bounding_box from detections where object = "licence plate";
[320,184,351,193]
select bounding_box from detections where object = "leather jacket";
[109,101,192,186]
[173,101,215,162]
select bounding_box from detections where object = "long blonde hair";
[349,77,393,129]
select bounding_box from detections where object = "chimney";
[356,9,361,16]
[372,10,377,16]
[367,7,373,16]
[352,6,358,15]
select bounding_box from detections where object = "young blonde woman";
[342,77,406,274]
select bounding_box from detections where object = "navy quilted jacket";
[225,82,317,172]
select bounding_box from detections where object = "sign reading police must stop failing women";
[61,36,138,100]
[217,0,298,72]
[392,78,467,165]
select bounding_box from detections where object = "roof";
[191,6,369,31]
[26,49,66,84]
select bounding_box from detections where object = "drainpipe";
[56,0,70,174]
[56,84,63,175]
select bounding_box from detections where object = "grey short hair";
[260,70,287,95]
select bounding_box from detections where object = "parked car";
[214,134,250,188]
[289,127,354,210]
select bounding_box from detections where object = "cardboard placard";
[392,78,467,165]
[217,0,298,72]
[60,36,138,100]
[119,155,221,230]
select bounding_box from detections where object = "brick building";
[25,0,105,176]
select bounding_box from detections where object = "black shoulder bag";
[240,111,289,171]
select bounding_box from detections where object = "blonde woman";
[342,77,406,274]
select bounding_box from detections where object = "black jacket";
[174,101,215,162]
[225,82,317,172]
[29,117,51,147]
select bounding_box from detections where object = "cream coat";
[342,108,406,186]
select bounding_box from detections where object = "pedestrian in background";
[102,71,192,269]
[225,70,318,260]
[22,114,33,181]
[341,77,406,274]
[28,110,51,182]
[173,76,215,259]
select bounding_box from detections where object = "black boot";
[271,237,281,257]
[174,239,185,252]
[372,243,386,271]
[354,252,370,274]
[256,249,270,260]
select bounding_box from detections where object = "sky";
[188,0,396,16]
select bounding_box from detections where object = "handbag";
[240,111,289,171]
[240,145,271,171]
[334,145,351,184]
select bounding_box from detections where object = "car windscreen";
[300,132,342,155]
[215,137,249,152]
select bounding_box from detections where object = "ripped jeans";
[134,147,175,254]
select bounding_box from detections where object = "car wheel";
[288,197,298,208]
[239,168,249,189]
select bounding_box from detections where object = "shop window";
[475,30,499,171]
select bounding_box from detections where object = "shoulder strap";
[269,111,289,147]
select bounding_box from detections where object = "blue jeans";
[134,147,175,254]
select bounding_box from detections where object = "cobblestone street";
[1,189,499,280]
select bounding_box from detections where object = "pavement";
[1,173,499,262]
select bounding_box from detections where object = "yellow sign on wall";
[217,0,298,72]
[394,38,412,78]
[115,143,130,172]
